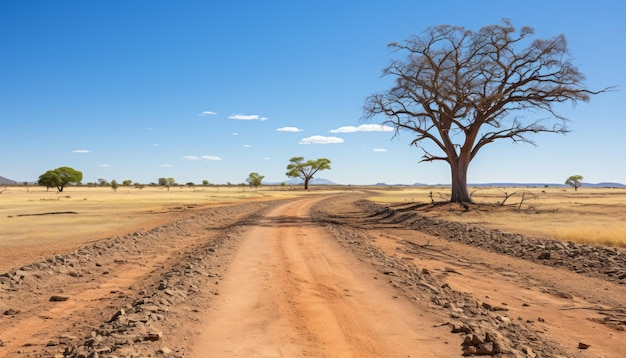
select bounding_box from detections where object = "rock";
[462,345,477,356]
[471,334,483,345]
[492,341,503,354]
[496,315,511,323]
[158,347,173,354]
[476,342,494,355]
[537,252,551,260]
[3,308,19,315]
[108,308,125,322]
[522,346,536,357]
[578,342,590,349]
[145,331,163,341]
[50,295,69,302]
[618,272,626,280]
[451,324,472,334]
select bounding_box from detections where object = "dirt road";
[191,197,453,357]
[1,194,625,357]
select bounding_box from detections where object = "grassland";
[0,185,315,249]
[366,186,626,248]
[2,184,625,253]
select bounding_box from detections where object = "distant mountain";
[469,182,626,188]
[0,176,17,185]
[375,182,428,186]
[367,182,626,188]
[581,182,626,188]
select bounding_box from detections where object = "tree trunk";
[304,177,310,190]
[449,158,472,203]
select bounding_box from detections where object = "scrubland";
[0,185,307,246]
[1,184,625,252]
[366,186,626,248]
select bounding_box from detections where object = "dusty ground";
[1,193,625,357]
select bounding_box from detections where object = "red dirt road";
[191,197,454,357]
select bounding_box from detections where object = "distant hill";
[371,182,626,188]
[580,182,626,188]
[0,176,17,185]
[467,182,626,188]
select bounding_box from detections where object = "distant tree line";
[34,156,332,192]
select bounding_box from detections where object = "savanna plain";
[1,185,625,357]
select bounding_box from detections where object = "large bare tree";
[364,19,610,203]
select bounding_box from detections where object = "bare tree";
[364,19,611,203]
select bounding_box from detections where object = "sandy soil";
[1,193,625,357]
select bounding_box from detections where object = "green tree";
[286,157,331,190]
[363,20,610,203]
[122,180,132,186]
[38,170,60,191]
[246,172,265,188]
[565,175,583,191]
[38,166,83,192]
[158,177,176,191]
[111,179,119,192]
[202,179,209,186]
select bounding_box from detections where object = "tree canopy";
[38,166,83,192]
[565,175,583,191]
[363,19,610,203]
[286,157,331,190]
[246,172,265,188]
[157,177,176,191]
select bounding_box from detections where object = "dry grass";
[366,186,626,248]
[0,185,316,249]
[3,185,625,252]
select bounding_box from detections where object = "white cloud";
[99,164,110,168]
[158,164,172,168]
[184,155,221,161]
[330,124,394,133]
[373,148,388,152]
[264,157,271,160]
[299,135,344,145]
[243,144,252,148]
[199,110,217,116]
[232,133,239,136]
[277,126,303,132]
[229,114,268,121]
[153,144,159,147]
[72,149,90,153]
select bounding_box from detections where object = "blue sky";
[1,1,625,185]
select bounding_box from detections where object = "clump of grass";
[553,225,626,248]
